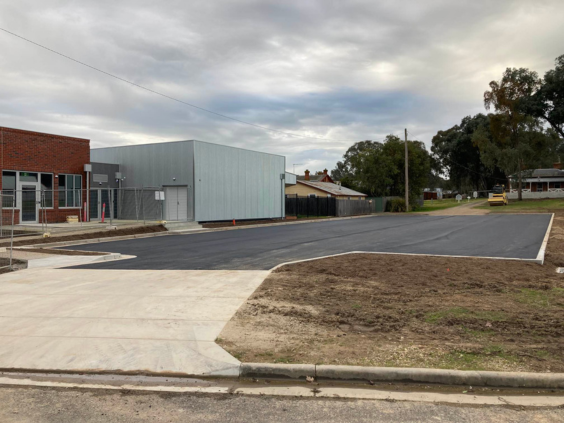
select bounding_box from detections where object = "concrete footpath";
[0,268,267,376]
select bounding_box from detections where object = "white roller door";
[165,187,188,221]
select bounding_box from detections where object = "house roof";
[532,169,564,177]
[297,174,332,182]
[297,180,367,197]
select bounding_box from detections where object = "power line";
[0,27,357,143]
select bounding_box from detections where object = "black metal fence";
[285,195,374,218]
[285,195,337,217]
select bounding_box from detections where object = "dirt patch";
[218,211,564,372]
[0,225,167,248]
[0,258,27,274]
[423,200,489,216]
[14,248,108,256]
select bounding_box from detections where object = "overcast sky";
[1,0,563,174]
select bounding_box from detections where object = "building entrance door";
[21,185,39,223]
[89,189,112,221]
[89,190,99,220]
[165,187,188,221]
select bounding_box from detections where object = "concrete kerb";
[238,363,564,389]
[536,213,555,264]
[173,214,379,234]
[14,214,378,249]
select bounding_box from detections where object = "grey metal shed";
[91,140,286,222]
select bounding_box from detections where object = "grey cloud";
[0,0,562,175]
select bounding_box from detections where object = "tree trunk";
[518,160,523,201]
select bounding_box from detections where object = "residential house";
[285,170,367,200]
[508,162,564,199]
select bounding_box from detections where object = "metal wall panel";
[193,141,285,222]
[91,163,120,188]
[92,140,285,223]
[284,172,297,185]
[91,141,195,220]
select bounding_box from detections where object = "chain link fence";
[0,193,16,270]
[0,187,166,234]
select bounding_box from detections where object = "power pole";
[405,128,409,211]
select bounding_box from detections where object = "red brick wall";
[1,209,19,226]
[0,127,90,223]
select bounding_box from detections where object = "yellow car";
[488,185,508,206]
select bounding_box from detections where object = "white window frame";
[58,174,83,209]
[1,170,56,210]
[1,170,18,209]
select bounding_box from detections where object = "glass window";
[555,183,561,189]
[58,174,82,208]
[58,175,66,208]
[537,183,544,191]
[2,171,16,208]
[19,172,38,183]
[74,175,82,207]
[41,174,53,208]
[67,189,74,208]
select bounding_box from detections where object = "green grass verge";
[440,346,518,371]
[476,198,564,212]
[513,288,564,308]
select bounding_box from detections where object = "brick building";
[0,127,89,224]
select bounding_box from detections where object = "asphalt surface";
[62,214,551,270]
[65,214,552,270]
[1,387,563,423]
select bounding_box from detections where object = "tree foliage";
[431,114,504,191]
[331,135,430,203]
[522,55,564,138]
[474,67,561,199]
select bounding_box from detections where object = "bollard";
[101,203,106,223]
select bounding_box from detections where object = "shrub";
[389,198,407,212]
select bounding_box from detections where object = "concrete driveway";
[0,268,266,376]
[66,214,553,270]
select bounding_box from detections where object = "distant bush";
[388,198,407,212]
[410,201,421,211]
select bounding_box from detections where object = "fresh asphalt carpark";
[0,213,553,378]
[65,214,553,270]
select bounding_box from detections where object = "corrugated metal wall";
[91,141,195,220]
[193,141,285,222]
[91,140,286,222]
